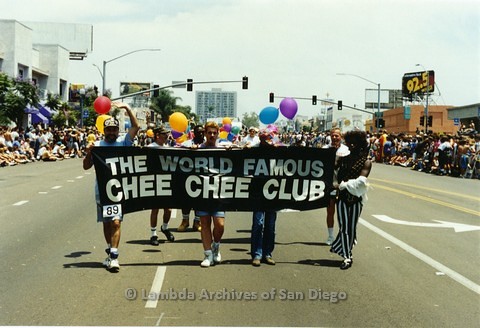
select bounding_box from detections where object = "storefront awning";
[31,112,49,125]
[38,103,55,117]
[24,104,39,114]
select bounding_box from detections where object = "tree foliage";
[242,111,259,129]
[149,89,197,125]
[0,72,39,127]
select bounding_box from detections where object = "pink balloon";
[267,124,278,133]
[279,98,298,120]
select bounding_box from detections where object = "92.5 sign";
[402,70,435,96]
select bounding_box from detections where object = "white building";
[195,88,237,123]
[0,20,92,101]
[0,20,96,127]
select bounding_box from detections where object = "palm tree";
[44,92,62,112]
[150,89,182,124]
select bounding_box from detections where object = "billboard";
[365,89,403,110]
[402,70,435,98]
[69,83,86,102]
[119,82,152,97]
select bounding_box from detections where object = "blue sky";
[1,0,479,120]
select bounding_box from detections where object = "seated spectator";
[21,138,36,161]
[52,141,67,160]
[38,143,59,162]
[430,156,440,174]
[390,152,413,167]
[11,142,30,163]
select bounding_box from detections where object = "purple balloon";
[171,130,183,139]
[279,98,298,120]
[223,123,232,132]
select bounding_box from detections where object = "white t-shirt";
[242,135,260,147]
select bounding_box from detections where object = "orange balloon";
[169,112,188,132]
[146,129,154,138]
[176,134,188,143]
[222,117,232,125]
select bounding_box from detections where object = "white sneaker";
[212,243,221,263]
[103,248,111,266]
[107,258,120,271]
[326,236,334,246]
[201,251,214,267]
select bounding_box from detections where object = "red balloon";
[93,96,111,114]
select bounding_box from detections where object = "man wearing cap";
[83,102,140,272]
[147,126,175,245]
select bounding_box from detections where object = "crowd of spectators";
[2,123,479,180]
[366,130,480,179]
[0,125,97,166]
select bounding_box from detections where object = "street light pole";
[337,73,381,132]
[79,88,85,128]
[92,63,103,80]
[100,48,161,95]
[416,64,429,132]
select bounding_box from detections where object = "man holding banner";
[90,124,338,270]
[197,121,227,268]
[83,102,139,272]
[147,126,175,245]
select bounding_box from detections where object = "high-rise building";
[195,88,237,122]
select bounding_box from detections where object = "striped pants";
[330,199,363,259]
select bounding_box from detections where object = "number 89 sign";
[103,204,122,218]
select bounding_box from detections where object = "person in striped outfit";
[330,130,372,270]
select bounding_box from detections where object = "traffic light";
[312,95,317,105]
[269,92,274,103]
[420,116,425,126]
[153,84,159,97]
[427,115,433,127]
[242,76,248,89]
[338,100,342,110]
[375,119,385,128]
[187,79,193,92]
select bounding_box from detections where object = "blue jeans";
[251,211,277,260]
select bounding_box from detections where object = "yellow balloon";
[219,131,228,139]
[222,117,232,125]
[169,112,188,132]
[176,134,188,143]
[95,114,111,134]
[146,129,154,138]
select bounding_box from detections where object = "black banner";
[92,146,336,213]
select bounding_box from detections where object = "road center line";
[371,184,480,216]
[145,266,167,309]
[369,177,480,202]
[13,200,29,206]
[360,218,480,295]
[155,312,165,326]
